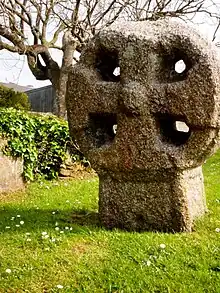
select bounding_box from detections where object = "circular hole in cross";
[113,124,117,134]
[113,67,120,77]
[87,113,117,148]
[158,115,191,146]
[175,60,186,74]
[95,48,120,82]
[174,121,189,133]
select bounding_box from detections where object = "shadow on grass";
[71,209,100,226]
[0,207,101,234]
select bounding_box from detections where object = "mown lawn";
[0,152,220,293]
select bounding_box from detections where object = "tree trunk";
[54,70,68,118]
[54,41,77,118]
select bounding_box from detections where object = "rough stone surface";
[66,19,220,232]
[0,139,24,193]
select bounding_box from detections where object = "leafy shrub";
[0,108,82,181]
[0,85,30,110]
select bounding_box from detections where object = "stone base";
[98,167,206,232]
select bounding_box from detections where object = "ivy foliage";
[0,108,77,181]
[0,85,30,110]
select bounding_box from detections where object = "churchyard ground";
[0,151,219,292]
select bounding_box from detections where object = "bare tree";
[0,0,219,117]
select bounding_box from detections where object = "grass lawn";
[0,153,220,293]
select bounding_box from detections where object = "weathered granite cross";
[66,19,220,232]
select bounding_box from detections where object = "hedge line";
[0,108,84,181]
[0,85,30,110]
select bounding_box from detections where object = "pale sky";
[0,14,219,89]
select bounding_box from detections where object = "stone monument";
[66,20,220,232]
[0,139,24,193]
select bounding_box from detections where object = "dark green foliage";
[0,85,30,110]
[0,108,80,181]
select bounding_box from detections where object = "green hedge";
[0,108,83,181]
[0,85,30,110]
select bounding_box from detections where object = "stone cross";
[66,20,220,232]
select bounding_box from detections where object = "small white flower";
[55,222,59,226]
[5,226,10,229]
[5,269,12,274]
[20,221,24,225]
[42,232,47,236]
[15,224,20,227]
[25,232,31,236]
[11,217,15,220]
[56,285,63,289]
[60,231,64,234]
[36,207,39,210]
[66,200,70,203]
[69,227,73,231]
[26,238,31,242]
[17,215,21,218]
[51,238,56,242]
[42,234,49,239]
[215,228,220,233]
[52,211,56,215]
[55,227,60,231]
[159,244,166,249]
[146,260,151,266]
[65,227,69,230]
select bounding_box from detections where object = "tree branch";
[27,44,60,82]
[213,20,220,42]
[0,25,25,51]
